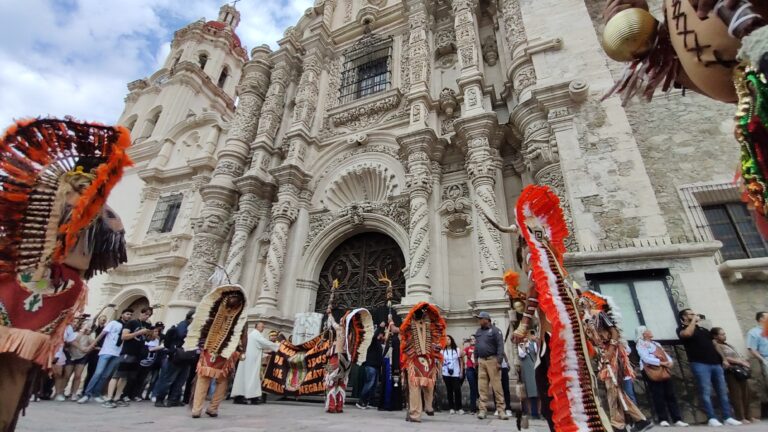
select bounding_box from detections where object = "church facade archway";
[314,232,405,313]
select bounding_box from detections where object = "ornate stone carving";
[435,28,457,57]
[328,91,402,128]
[303,198,410,251]
[441,117,456,135]
[513,64,537,97]
[344,0,353,22]
[439,88,459,116]
[257,219,291,309]
[399,35,411,95]
[228,88,265,144]
[257,63,290,139]
[482,35,499,66]
[192,211,233,239]
[323,162,399,210]
[500,0,527,52]
[212,159,244,178]
[178,235,220,301]
[439,183,473,236]
[465,137,497,186]
[534,163,577,251]
[466,88,479,108]
[224,195,269,283]
[271,199,299,223]
[522,118,558,174]
[293,55,321,128]
[407,11,430,87]
[315,144,400,186]
[454,0,479,69]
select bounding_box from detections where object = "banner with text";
[262,334,330,396]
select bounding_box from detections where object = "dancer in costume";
[231,321,279,405]
[323,280,374,413]
[400,302,447,423]
[581,291,652,432]
[375,272,402,412]
[601,0,768,234]
[0,118,131,432]
[483,185,613,432]
[184,284,247,419]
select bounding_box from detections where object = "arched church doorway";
[314,232,406,314]
[119,296,150,318]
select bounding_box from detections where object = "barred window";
[339,33,392,104]
[148,194,183,234]
[702,203,768,260]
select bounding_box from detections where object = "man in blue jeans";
[78,309,133,404]
[677,309,741,427]
[154,310,194,407]
[357,329,385,409]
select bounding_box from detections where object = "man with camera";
[677,309,742,427]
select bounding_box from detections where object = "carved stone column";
[397,129,440,302]
[177,45,272,302]
[252,165,309,315]
[456,113,505,296]
[453,0,485,116]
[404,1,434,130]
[224,185,271,284]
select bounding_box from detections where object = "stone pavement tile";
[16,399,766,432]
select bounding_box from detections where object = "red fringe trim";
[516,185,580,432]
[399,302,447,369]
[54,125,133,262]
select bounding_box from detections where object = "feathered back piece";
[343,308,374,365]
[515,185,569,266]
[0,118,132,279]
[399,302,447,365]
[183,283,248,361]
[504,269,522,300]
[515,185,611,432]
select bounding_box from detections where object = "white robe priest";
[231,325,279,399]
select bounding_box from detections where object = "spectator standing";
[358,329,385,409]
[83,315,108,390]
[518,331,539,419]
[712,327,757,423]
[62,322,95,400]
[441,335,465,415]
[126,324,164,401]
[473,312,508,420]
[52,322,78,400]
[463,337,479,414]
[676,309,741,427]
[78,309,134,404]
[635,326,688,427]
[103,307,153,408]
[500,353,513,417]
[746,312,768,390]
[154,310,195,407]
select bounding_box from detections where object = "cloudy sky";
[0,0,313,127]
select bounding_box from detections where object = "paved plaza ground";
[16,399,765,432]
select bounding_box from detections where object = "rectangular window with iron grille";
[339,33,392,105]
[702,202,768,260]
[147,194,183,234]
[587,270,680,341]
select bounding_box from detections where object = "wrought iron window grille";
[338,33,393,105]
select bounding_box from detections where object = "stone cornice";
[270,163,312,190]
[718,257,768,282]
[564,241,723,266]
[396,128,443,161]
[127,139,162,163]
[234,174,277,200]
[453,112,499,151]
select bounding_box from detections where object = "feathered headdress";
[183,284,248,361]
[343,308,374,365]
[504,269,522,300]
[0,118,132,280]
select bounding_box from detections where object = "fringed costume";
[601,0,768,236]
[581,291,647,431]
[0,118,130,432]
[400,302,446,423]
[183,284,247,418]
[484,185,612,432]
[323,308,373,413]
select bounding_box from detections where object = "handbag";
[728,365,751,381]
[643,344,671,382]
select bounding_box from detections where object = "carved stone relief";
[534,163,577,251]
[482,36,499,66]
[439,183,473,236]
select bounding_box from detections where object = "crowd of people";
[25,300,768,430]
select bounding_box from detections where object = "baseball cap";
[475,311,491,320]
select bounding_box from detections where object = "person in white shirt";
[635,326,688,428]
[78,309,134,403]
[441,335,465,415]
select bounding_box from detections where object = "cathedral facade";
[97,0,766,381]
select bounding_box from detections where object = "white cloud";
[0,0,313,127]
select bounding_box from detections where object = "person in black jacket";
[153,310,194,407]
[357,329,385,409]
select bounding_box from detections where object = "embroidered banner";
[262,334,330,396]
